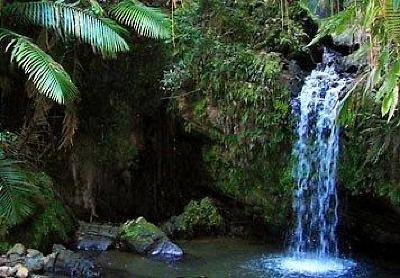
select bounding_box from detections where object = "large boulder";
[120,217,183,261]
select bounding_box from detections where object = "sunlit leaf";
[0,28,77,104]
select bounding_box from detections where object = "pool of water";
[96,238,400,278]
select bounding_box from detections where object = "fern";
[5,1,130,56]
[108,0,171,39]
[0,158,39,226]
[0,29,77,104]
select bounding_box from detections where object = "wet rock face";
[120,217,183,261]
[282,60,307,98]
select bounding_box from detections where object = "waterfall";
[290,49,351,257]
[245,50,358,276]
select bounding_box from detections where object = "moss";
[176,197,222,233]
[162,0,306,227]
[120,217,167,253]
[121,217,166,241]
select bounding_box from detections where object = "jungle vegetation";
[0,0,399,250]
[0,0,170,249]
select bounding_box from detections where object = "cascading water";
[245,50,358,277]
[290,49,347,257]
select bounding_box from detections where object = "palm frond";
[385,0,400,44]
[108,0,171,39]
[0,28,77,104]
[5,1,129,56]
[0,158,39,226]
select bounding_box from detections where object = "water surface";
[96,238,400,278]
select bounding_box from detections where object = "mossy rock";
[163,197,223,238]
[120,217,168,253]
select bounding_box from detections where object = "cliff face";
[161,0,314,229]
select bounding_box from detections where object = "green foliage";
[0,156,40,226]
[0,139,74,248]
[0,29,77,104]
[305,0,400,121]
[8,172,74,249]
[5,1,130,56]
[339,94,400,206]
[385,0,400,44]
[0,216,8,239]
[109,0,171,39]
[0,241,11,253]
[0,0,170,105]
[26,193,74,249]
[163,0,302,226]
[176,197,222,233]
[304,0,400,205]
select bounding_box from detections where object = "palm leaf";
[385,0,400,44]
[0,159,39,225]
[108,0,171,39]
[0,28,77,104]
[5,1,129,56]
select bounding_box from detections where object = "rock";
[43,252,57,273]
[26,249,44,272]
[282,60,306,98]
[121,217,168,253]
[0,257,9,266]
[52,244,66,253]
[120,217,183,261]
[7,244,26,265]
[7,243,26,257]
[0,266,16,277]
[44,249,101,277]
[15,264,29,278]
[150,241,183,261]
[76,222,119,251]
[332,29,365,48]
